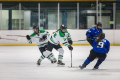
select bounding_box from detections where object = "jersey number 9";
[97,42,104,48]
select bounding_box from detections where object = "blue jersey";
[93,39,110,54]
[86,27,103,40]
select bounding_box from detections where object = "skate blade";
[36,63,40,67]
[57,64,65,67]
[68,66,79,68]
[92,68,98,70]
[37,65,40,67]
[51,62,57,64]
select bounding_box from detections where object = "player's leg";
[44,42,57,63]
[87,39,94,47]
[54,44,65,66]
[37,46,47,65]
[37,42,56,66]
[93,54,107,70]
[79,49,97,69]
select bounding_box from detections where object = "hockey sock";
[82,59,92,67]
[47,53,55,60]
[94,59,105,68]
[39,55,45,61]
[58,55,63,61]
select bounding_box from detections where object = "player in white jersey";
[38,24,73,66]
[26,26,57,66]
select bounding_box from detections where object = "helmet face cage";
[97,22,102,27]
[60,24,67,30]
[33,26,39,34]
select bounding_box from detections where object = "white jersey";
[48,30,72,46]
[28,30,49,48]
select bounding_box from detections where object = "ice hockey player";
[79,33,110,70]
[40,24,73,66]
[26,25,57,66]
[86,22,103,47]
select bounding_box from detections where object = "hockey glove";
[42,35,47,40]
[68,40,73,45]
[87,36,91,41]
[26,35,31,40]
[68,45,73,50]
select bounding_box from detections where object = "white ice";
[0,46,120,80]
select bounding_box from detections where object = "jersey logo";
[88,30,91,32]
[54,33,57,37]
[63,38,66,41]
[92,27,95,30]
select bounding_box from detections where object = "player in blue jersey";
[86,22,103,47]
[79,33,110,70]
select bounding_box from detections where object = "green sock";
[40,55,45,61]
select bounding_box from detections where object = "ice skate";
[57,60,65,67]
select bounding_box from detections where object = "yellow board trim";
[0,0,116,1]
[0,44,120,46]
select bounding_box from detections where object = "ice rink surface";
[0,46,120,80]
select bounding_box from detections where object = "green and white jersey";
[48,30,72,46]
[27,30,49,48]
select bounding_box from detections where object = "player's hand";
[87,37,91,40]
[68,40,73,45]
[26,35,31,40]
[42,35,47,40]
[68,45,73,50]
[39,37,44,42]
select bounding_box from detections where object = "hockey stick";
[6,35,44,42]
[2,32,39,38]
[68,50,80,68]
[71,50,72,67]
[6,35,26,37]
[2,33,21,41]
[0,38,18,41]
[68,66,79,68]
[73,40,86,42]
[2,32,25,37]
[68,50,73,68]
[6,35,40,38]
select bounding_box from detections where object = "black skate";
[37,59,41,66]
[92,66,99,70]
[51,58,57,64]
[57,60,65,67]
[79,65,86,69]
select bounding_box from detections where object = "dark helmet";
[33,25,39,34]
[97,22,102,27]
[33,25,39,30]
[60,24,67,30]
[98,33,105,38]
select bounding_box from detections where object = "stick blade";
[68,66,80,68]
[6,35,10,36]
[73,40,86,42]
